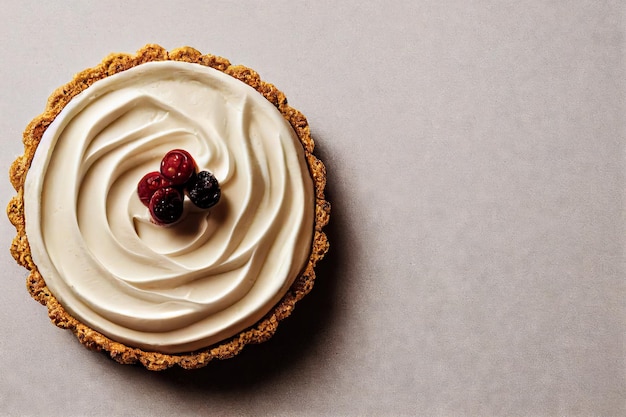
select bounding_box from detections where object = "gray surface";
[1,1,624,416]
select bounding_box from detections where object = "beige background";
[1,1,624,416]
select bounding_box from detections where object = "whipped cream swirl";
[24,61,314,353]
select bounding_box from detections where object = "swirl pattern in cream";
[24,61,314,353]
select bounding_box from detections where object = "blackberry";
[186,170,221,209]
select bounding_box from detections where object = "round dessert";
[7,45,330,370]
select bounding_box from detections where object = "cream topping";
[24,61,314,353]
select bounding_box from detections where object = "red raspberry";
[137,171,174,207]
[149,187,184,225]
[160,149,197,185]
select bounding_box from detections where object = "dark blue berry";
[186,171,221,209]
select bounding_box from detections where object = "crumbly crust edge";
[7,44,330,371]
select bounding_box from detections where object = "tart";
[7,44,330,370]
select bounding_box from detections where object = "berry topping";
[160,149,197,185]
[137,171,174,207]
[187,170,221,209]
[138,150,220,226]
[149,187,184,225]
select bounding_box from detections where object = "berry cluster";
[137,149,221,225]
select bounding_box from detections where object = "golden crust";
[7,44,330,371]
